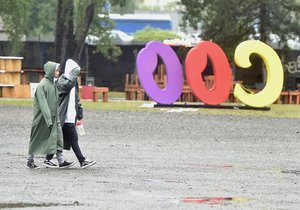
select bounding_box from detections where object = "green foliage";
[25,0,56,38]
[180,0,300,59]
[134,26,180,43]
[74,0,98,40]
[88,8,122,61]
[0,0,129,60]
[135,0,177,11]
[0,0,33,55]
[110,0,135,14]
[73,0,130,61]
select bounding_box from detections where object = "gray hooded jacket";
[56,59,81,127]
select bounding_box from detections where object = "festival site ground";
[0,99,299,210]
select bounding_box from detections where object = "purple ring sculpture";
[136,41,183,104]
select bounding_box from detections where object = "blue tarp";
[114,19,171,34]
[107,14,172,35]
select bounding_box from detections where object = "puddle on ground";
[0,201,80,209]
[182,197,248,205]
[188,164,234,168]
[281,170,300,175]
[144,179,184,184]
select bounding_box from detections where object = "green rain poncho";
[28,61,63,155]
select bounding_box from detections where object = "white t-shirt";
[64,59,80,123]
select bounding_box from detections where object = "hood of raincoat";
[44,61,60,80]
[64,59,80,79]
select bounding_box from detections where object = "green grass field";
[0,92,300,118]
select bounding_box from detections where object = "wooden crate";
[0,56,23,71]
[0,72,21,84]
[2,84,31,98]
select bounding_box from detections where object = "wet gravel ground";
[0,105,299,210]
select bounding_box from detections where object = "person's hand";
[77,106,83,120]
[77,113,83,120]
[72,67,81,76]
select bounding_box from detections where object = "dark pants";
[46,123,85,163]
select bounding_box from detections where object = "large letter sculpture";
[136,41,183,104]
[234,40,284,107]
[185,41,232,105]
[136,40,284,108]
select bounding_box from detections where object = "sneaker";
[59,161,75,169]
[80,160,96,169]
[27,161,39,169]
[43,160,58,168]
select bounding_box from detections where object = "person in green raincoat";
[27,61,75,169]
[44,59,96,169]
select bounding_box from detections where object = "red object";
[92,87,109,102]
[81,86,94,99]
[185,41,231,105]
[182,197,233,205]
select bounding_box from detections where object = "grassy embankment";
[0,92,300,118]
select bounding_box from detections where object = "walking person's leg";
[44,151,75,168]
[27,154,34,162]
[45,154,54,160]
[64,123,96,168]
[55,150,75,168]
[27,154,38,169]
[64,123,85,163]
[44,153,58,168]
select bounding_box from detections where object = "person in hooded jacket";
[44,59,96,169]
[27,61,75,169]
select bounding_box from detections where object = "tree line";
[0,0,299,67]
[180,0,300,59]
[0,0,132,66]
